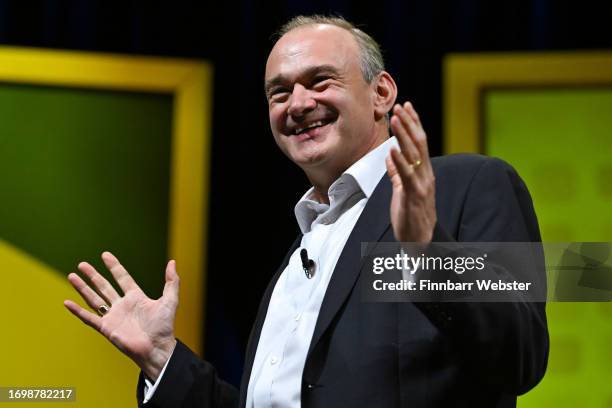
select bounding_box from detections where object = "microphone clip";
[300,248,315,279]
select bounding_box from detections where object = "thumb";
[162,260,180,306]
[386,155,402,188]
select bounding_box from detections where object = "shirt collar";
[294,137,399,233]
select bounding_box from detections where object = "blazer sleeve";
[420,157,549,395]
[137,339,239,408]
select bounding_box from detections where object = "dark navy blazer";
[139,154,549,408]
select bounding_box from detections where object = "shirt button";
[294,313,301,321]
[270,356,278,365]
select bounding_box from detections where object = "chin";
[289,138,336,168]
[292,152,328,168]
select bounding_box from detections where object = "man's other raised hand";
[63,252,179,382]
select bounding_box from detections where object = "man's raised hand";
[63,251,179,381]
[386,102,437,243]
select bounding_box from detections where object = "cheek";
[269,105,287,132]
[268,110,278,130]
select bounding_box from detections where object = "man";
[64,15,548,408]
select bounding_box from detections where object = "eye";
[268,87,290,102]
[312,75,332,88]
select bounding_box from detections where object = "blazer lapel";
[307,176,393,357]
[240,176,393,404]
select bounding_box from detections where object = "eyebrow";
[264,64,341,97]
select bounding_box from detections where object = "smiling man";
[265,21,394,203]
[65,15,548,408]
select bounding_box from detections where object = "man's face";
[265,24,379,173]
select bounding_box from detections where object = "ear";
[372,71,397,121]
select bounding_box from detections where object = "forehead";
[265,24,361,80]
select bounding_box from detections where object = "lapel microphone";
[300,248,315,279]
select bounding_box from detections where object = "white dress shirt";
[246,137,398,408]
[143,350,172,403]
[145,137,399,406]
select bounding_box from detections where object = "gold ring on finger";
[413,159,422,168]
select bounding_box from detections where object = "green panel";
[484,88,612,407]
[0,83,173,297]
[485,88,612,242]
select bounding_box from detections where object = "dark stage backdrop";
[1,0,611,386]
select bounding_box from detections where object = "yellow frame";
[443,52,612,407]
[0,46,212,354]
[444,52,612,153]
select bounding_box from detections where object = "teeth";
[295,120,325,135]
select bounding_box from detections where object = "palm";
[99,290,175,359]
[64,252,179,379]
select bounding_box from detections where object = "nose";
[287,84,316,118]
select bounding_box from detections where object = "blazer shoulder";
[431,154,524,191]
[431,153,516,176]
[430,154,525,214]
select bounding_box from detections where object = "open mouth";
[294,118,336,136]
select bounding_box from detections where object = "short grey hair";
[277,15,385,84]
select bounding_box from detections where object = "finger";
[390,148,422,191]
[391,105,421,165]
[394,103,425,164]
[101,251,140,294]
[162,260,180,307]
[385,153,398,178]
[403,101,420,125]
[386,154,403,188]
[63,299,102,331]
[67,272,110,312]
[402,101,431,163]
[77,262,121,304]
[391,149,429,200]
